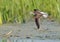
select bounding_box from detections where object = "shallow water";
[0,38,60,42]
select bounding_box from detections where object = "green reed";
[0,0,60,24]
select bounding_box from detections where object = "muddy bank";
[0,19,60,40]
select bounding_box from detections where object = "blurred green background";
[0,0,60,24]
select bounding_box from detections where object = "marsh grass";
[0,0,60,24]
